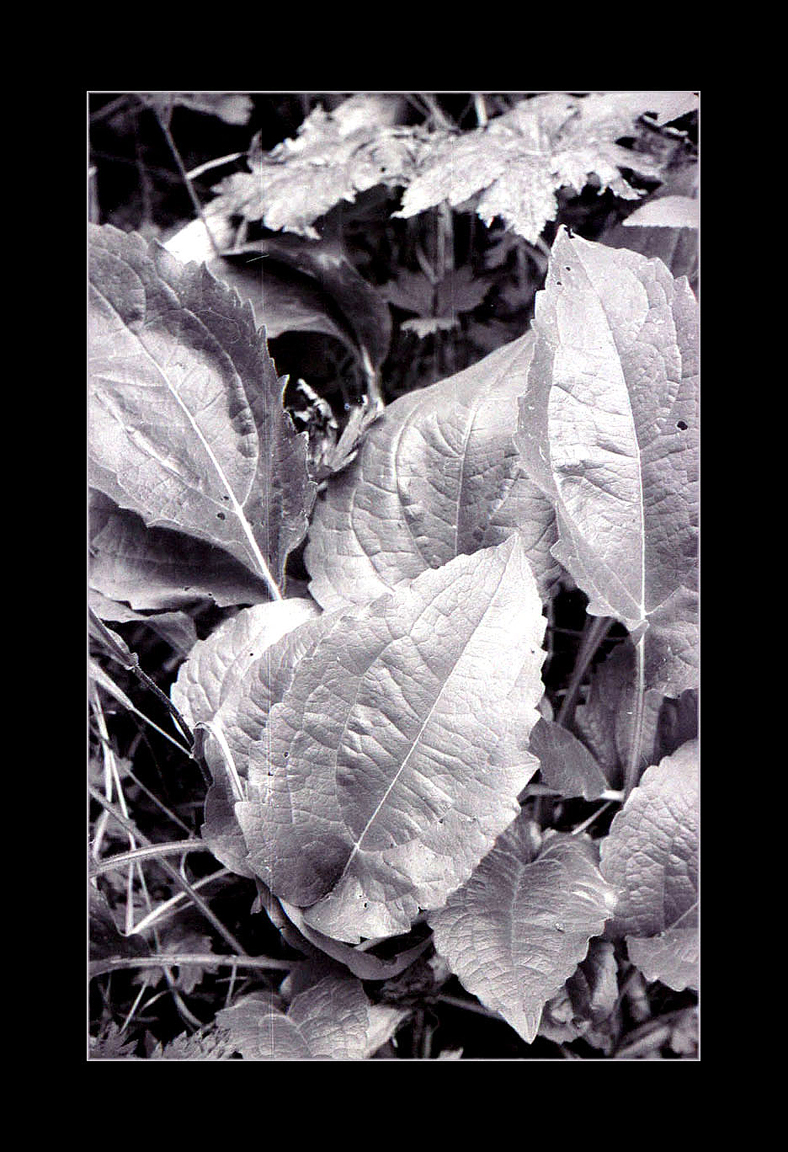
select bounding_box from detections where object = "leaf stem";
[89,840,208,877]
[623,632,647,799]
[557,614,614,727]
[154,109,221,257]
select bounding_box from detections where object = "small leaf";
[515,228,698,695]
[529,718,610,800]
[305,332,560,611]
[429,818,617,1043]
[626,923,699,992]
[215,972,376,1059]
[89,224,316,592]
[600,739,698,990]
[237,533,547,942]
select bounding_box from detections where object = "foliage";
[89,92,698,1060]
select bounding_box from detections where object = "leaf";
[88,224,316,593]
[209,96,424,239]
[600,739,698,990]
[236,533,547,943]
[626,923,699,992]
[89,491,273,611]
[305,332,560,611]
[528,718,610,800]
[429,818,617,1043]
[538,938,620,1051]
[215,972,377,1059]
[515,228,698,695]
[396,93,680,243]
[623,195,699,229]
[382,266,492,322]
[170,599,320,876]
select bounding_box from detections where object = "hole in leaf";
[676,420,688,430]
[216,511,226,520]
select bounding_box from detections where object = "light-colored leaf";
[237,534,547,943]
[515,228,698,695]
[397,93,679,242]
[624,195,699,230]
[429,819,617,1043]
[88,224,316,593]
[627,922,699,992]
[305,332,560,611]
[600,739,698,989]
[529,718,609,800]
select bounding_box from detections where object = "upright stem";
[154,108,221,257]
[557,614,614,727]
[623,633,647,799]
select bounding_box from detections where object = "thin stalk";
[90,953,298,979]
[623,632,647,799]
[133,871,231,936]
[89,787,247,955]
[89,840,206,877]
[473,93,488,128]
[436,994,501,1020]
[557,614,614,727]
[185,152,244,181]
[154,108,221,257]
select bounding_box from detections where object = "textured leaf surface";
[429,818,617,1043]
[210,96,424,239]
[627,923,698,992]
[237,534,547,942]
[529,718,609,800]
[305,333,560,610]
[89,491,273,610]
[600,739,698,989]
[515,229,698,695]
[538,938,619,1051]
[215,972,378,1059]
[88,224,316,591]
[396,93,685,242]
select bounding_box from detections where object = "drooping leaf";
[529,718,610,800]
[305,332,560,611]
[215,972,378,1060]
[89,491,272,611]
[396,93,691,243]
[429,818,617,1043]
[88,224,316,593]
[515,228,698,695]
[209,96,425,239]
[236,533,547,943]
[600,739,698,991]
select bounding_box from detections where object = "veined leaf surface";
[236,533,547,943]
[429,819,617,1043]
[88,224,315,592]
[305,333,560,611]
[515,228,698,694]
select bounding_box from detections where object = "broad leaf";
[305,333,560,611]
[429,818,617,1043]
[515,229,698,695]
[600,739,698,991]
[88,224,316,593]
[215,972,383,1060]
[396,93,691,243]
[237,533,547,942]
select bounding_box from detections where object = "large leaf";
[236,533,547,942]
[600,739,698,991]
[396,93,694,243]
[429,818,617,1043]
[515,228,698,695]
[88,224,316,593]
[305,333,560,611]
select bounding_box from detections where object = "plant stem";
[90,953,298,980]
[623,632,647,799]
[154,108,221,257]
[557,614,614,727]
[89,787,247,955]
[89,840,208,877]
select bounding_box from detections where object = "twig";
[89,953,298,979]
[90,840,208,877]
[153,108,221,257]
[89,787,247,955]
